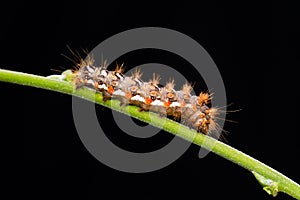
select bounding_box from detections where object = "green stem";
[1,68,300,199]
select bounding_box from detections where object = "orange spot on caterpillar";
[108,86,114,94]
[164,101,171,107]
[145,97,153,105]
[125,91,132,99]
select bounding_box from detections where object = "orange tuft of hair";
[115,63,125,73]
[182,83,192,97]
[149,73,160,85]
[165,79,175,91]
[198,92,211,105]
[131,68,143,79]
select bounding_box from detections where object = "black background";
[1,1,299,199]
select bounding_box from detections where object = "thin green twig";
[1,68,300,199]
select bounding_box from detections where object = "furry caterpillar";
[72,56,220,135]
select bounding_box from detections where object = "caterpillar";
[71,55,221,136]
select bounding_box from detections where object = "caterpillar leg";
[102,91,112,102]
